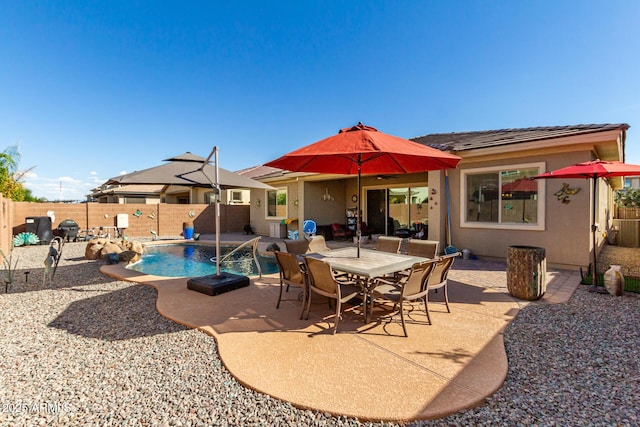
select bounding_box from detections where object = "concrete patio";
[100,234,581,422]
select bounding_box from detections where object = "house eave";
[455,128,625,161]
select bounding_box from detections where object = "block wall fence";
[0,196,249,254]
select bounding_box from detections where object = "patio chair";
[307,235,331,253]
[370,259,437,337]
[303,256,361,334]
[407,239,439,259]
[360,221,374,236]
[395,239,439,279]
[331,223,352,240]
[424,252,460,321]
[283,238,310,255]
[275,251,307,319]
[375,236,402,253]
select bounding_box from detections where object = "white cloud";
[22,173,102,202]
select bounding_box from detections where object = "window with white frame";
[461,163,545,230]
[230,190,243,202]
[266,187,287,219]
[204,191,216,204]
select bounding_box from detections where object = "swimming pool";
[127,243,278,277]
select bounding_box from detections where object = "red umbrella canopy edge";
[533,159,640,180]
[265,123,461,174]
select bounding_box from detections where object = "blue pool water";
[127,243,278,277]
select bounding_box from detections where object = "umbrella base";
[187,272,250,296]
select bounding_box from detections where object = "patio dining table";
[305,247,428,322]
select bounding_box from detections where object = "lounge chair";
[375,236,402,253]
[307,235,330,253]
[303,256,360,334]
[370,259,437,337]
[274,251,307,319]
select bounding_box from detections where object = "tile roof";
[244,123,630,177]
[93,184,164,195]
[410,123,629,152]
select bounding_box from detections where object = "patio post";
[356,155,362,258]
[214,147,221,277]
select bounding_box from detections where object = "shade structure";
[533,159,640,290]
[107,150,274,279]
[106,152,274,190]
[265,122,461,256]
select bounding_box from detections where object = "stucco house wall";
[250,171,432,238]
[248,124,628,270]
[445,151,592,269]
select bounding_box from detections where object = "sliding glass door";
[366,189,387,234]
[366,186,429,236]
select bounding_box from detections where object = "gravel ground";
[1,242,639,426]
[598,244,640,278]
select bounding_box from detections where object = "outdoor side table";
[506,245,547,300]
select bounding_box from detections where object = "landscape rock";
[130,240,144,255]
[118,250,141,264]
[100,242,123,258]
[85,243,103,260]
[85,239,144,261]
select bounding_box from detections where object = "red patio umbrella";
[265,122,461,256]
[533,159,640,291]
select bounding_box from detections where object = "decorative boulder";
[130,241,144,255]
[117,240,132,251]
[119,250,141,264]
[91,237,111,246]
[85,243,103,260]
[100,242,123,259]
[85,238,144,261]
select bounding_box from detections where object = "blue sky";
[2,1,639,201]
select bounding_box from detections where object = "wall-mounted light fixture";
[293,198,299,207]
[255,199,261,208]
[320,188,335,201]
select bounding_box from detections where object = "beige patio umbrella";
[108,150,273,279]
[106,152,274,190]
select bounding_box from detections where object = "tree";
[0,145,19,181]
[615,188,640,207]
[0,144,42,202]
